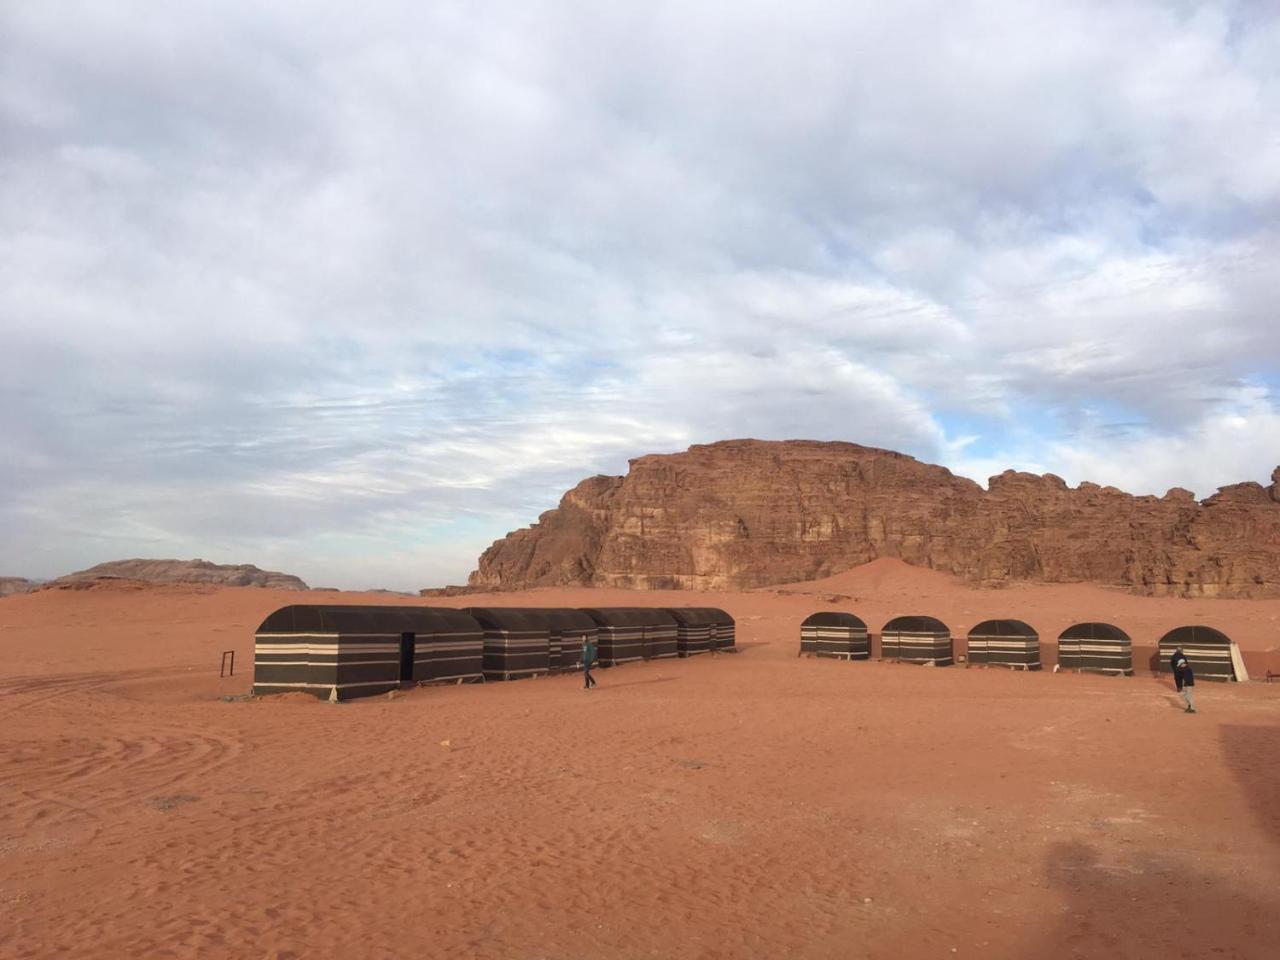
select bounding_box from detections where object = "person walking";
[582,634,598,690]
[1171,646,1196,713]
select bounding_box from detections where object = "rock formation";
[0,577,37,597]
[45,559,309,591]
[469,440,1280,598]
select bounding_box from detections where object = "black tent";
[799,612,870,660]
[880,615,953,666]
[664,607,736,657]
[253,605,484,701]
[1057,622,1133,676]
[967,619,1041,670]
[1158,625,1236,682]
[580,608,679,665]
[535,608,598,673]
[464,608,554,682]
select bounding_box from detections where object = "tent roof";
[881,615,949,634]
[1159,624,1232,646]
[256,604,481,636]
[1058,622,1131,642]
[664,607,734,626]
[801,611,868,629]
[465,607,597,631]
[968,619,1038,639]
[580,607,679,627]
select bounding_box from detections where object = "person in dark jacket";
[582,635,598,690]
[1171,647,1196,713]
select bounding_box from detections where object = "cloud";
[1,1,1278,588]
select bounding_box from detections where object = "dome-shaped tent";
[967,619,1040,670]
[799,612,869,660]
[1158,625,1236,682]
[664,608,735,656]
[880,616,953,666]
[1057,622,1132,676]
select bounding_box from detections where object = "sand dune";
[2,561,1279,958]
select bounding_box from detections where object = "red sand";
[2,559,1279,959]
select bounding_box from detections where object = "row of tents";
[253,605,735,701]
[799,613,1244,681]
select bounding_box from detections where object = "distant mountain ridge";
[44,559,309,591]
[469,439,1280,598]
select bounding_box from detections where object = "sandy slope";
[2,560,1279,959]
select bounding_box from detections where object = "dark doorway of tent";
[399,632,416,683]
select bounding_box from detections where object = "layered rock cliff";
[469,440,1280,598]
[0,577,37,598]
[45,559,309,591]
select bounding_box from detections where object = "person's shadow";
[1017,840,1279,958]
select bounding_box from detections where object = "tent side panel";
[676,623,713,657]
[969,633,1040,670]
[253,630,340,698]
[417,627,484,683]
[645,622,679,660]
[597,625,644,665]
[1157,637,1234,682]
[482,628,550,681]
[881,630,953,666]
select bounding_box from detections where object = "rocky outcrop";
[0,577,37,597]
[45,559,308,591]
[469,440,1280,598]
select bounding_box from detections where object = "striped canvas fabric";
[880,616,953,666]
[799,612,869,660]
[533,608,598,674]
[1057,622,1132,675]
[665,608,735,657]
[253,605,483,701]
[967,619,1040,670]
[464,608,553,681]
[711,617,736,651]
[581,608,679,665]
[1158,625,1236,682]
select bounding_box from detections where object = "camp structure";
[967,619,1041,670]
[253,605,484,701]
[664,607,736,657]
[1157,625,1237,682]
[879,615,953,666]
[581,608,679,665]
[1056,622,1133,676]
[535,608,598,673]
[464,607,556,682]
[799,612,870,660]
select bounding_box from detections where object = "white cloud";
[1,1,1278,588]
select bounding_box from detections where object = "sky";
[2,1,1279,591]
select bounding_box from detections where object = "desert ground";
[2,559,1279,959]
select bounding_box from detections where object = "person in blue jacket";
[582,635,598,690]
[1171,647,1196,713]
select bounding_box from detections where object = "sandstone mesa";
[42,558,309,592]
[469,439,1280,598]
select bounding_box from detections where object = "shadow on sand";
[1018,840,1279,958]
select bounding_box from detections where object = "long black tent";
[1157,625,1236,682]
[580,608,679,665]
[967,619,1041,670]
[1057,622,1133,676]
[799,612,870,660]
[253,605,484,701]
[664,607,735,657]
[880,615,953,666]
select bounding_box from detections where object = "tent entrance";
[399,632,416,683]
